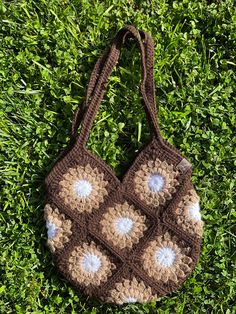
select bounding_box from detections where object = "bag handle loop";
[72,25,160,146]
[71,29,156,136]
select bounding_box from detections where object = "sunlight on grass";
[0,0,235,313]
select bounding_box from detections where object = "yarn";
[82,253,102,273]
[68,242,116,287]
[46,221,57,239]
[148,173,165,193]
[45,151,202,301]
[107,277,156,304]
[44,204,72,252]
[155,247,176,268]
[125,297,137,303]
[173,189,204,238]
[58,164,108,213]
[142,232,192,283]
[115,217,134,235]
[100,202,147,249]
[74,179,92,198]
[134,158,180,207]
[44,25,203,304]
[188,202,201,221]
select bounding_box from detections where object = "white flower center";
[115,217,134,235]
[155,247,176,268]
[82,253,102,273]
[124,296,137,303]
[46,221,57,239]
[74,179,92,198]
[189,202,201,221]
[148,173,165,192]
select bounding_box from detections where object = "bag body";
[44,25,204,305]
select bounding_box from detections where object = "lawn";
[0,0,235,313]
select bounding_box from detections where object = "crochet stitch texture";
[44,25,203,305]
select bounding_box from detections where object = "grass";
[0,0,235,313]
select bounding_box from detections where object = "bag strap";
[71,28,157,137]
[73,25,160,146]
[71,46,111,137]
[141,30,157,111]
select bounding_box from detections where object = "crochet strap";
[73,25,160,145]
[72,27,154,137]
[71,46,111,137]
[71,29,156,136]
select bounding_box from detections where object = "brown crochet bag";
[44,25,204,305]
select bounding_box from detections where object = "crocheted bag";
[44,25,204,305]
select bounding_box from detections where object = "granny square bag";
[44,25,204,305]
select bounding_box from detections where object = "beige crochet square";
[100,201,148,249]
[134,158,179,207]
